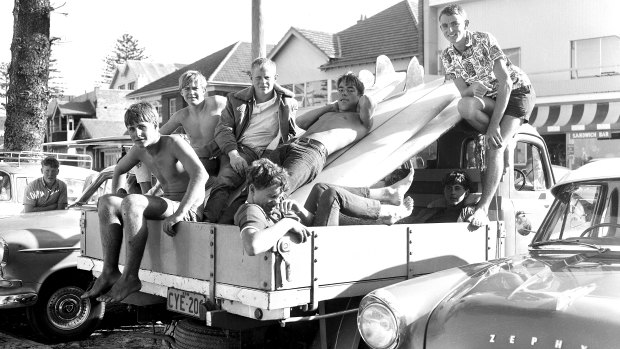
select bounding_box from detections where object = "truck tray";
[78,210,504,320]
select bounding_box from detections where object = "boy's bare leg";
[81,195,125,299]
[369,161,415,205]
[470,116,522,227]
[457,97,496,133]
[97,195,170,302]
[379,196,414,225]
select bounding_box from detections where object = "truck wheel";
[173,319,240,349]
[26,277,104,342]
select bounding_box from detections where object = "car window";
[0,172,10,201]
[63,177,86,203]
[16,177,28,203]
[87,178,112,205]
[514,142,548,191]
[546,184,601,240]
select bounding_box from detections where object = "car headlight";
[357,301,398,349]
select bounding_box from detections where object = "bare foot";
[81,270,121,299]
[96,275,142,303]
[380,196,414,225]
[384,164,415,205]
[469,206,490,227]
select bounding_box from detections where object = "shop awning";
[530,100,620,134]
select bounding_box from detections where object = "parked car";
[0,165,114,342]
[0,152,96,217]
[357,158,620,349]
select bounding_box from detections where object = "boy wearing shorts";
[439,4,536,227]
[82,102,207,302]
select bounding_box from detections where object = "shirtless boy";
[159,70,226,176]
[82,102,207,303]
[268,72,376,193]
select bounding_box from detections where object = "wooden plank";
[408,222,496,275]
[215,224,277,290]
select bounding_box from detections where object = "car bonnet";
[424,253,620,349]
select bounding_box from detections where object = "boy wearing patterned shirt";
[439,4,536,227]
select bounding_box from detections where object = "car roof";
[552,157,620,196]
[0,163,96,178]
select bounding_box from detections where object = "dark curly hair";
[443,170,471,192]
[246,158,289,192]
[337,72,365,96]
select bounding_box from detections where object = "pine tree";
[48,56,65,99]
[100,34,148,87]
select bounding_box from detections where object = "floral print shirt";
[441,31,531,98]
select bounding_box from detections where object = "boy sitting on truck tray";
[234,158,310,256]
[267,72,377,194]
[414,170,479,223]
[279,163,415,227]
[81,102,207,302]
[159,70,226,180]
[234,159,414,255]
[205,58,298,223]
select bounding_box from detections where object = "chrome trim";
[0,278,23,288]
[19,247,80,254]
[0,293,38,308]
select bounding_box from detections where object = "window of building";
[119,84,125,90]
[128,82,135,90]
[571,36,620,78]
[283,80,332,108]
[169,98,177,116]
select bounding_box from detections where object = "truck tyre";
[173,319,240,349]
[26,276,104,342]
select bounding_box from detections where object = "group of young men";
[81,3,535,303]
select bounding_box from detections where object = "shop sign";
[570,131,612,139]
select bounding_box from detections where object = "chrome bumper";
[0,277,37,308]
[0,293,38,308]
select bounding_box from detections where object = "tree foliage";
[100,34,148,86]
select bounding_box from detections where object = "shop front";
[530,98,620,170]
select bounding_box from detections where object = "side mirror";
[516,211,535,236]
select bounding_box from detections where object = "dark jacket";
[214,84,298,156]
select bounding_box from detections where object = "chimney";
[357,14,365,23]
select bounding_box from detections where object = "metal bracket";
[208,225,216,308]
[407,227,414,279]
[307,230,319,311]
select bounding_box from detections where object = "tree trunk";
[5,0,51,151]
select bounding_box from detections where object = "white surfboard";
[290,75,460,202]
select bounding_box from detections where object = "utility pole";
[252,0,265,60]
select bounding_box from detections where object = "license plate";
[167,288,206,318]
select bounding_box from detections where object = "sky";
[0,0,403,96]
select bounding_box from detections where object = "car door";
[510,133,556,254]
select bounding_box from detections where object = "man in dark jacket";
[204,57,298,223]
